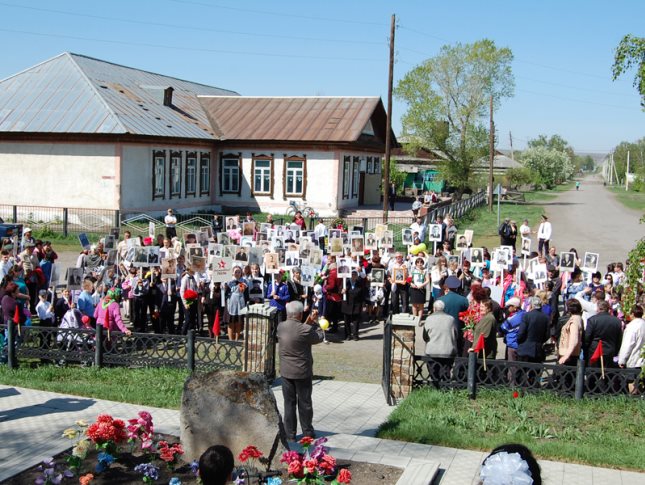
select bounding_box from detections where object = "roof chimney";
[163,87,174,107]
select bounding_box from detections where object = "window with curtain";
[253,159,272,194]
[285,159,304,196]
[222,158,240,193]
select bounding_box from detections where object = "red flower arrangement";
[86,414,127,447]
[458,307,480,341]
[157,441,184,469]
[280,437,350,484]
[238,445,263,463]
[126,411,154,450]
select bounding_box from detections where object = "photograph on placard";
[287,243,299,252]
[309,248,323,268]
[183,232,197,245]
[78,233,91,250]
[329,237,344,255]
[66,267,83,290]
[106,249,117,266]
[104,235,116,250]
[191,256,206,272]
[264,252,280,274]
[428,224,443,242]
[299,245,310,261]
[208,243,223,258]
[257,232,268,242]
[234,246,249,262]
[240,236,254,247]
[393,266,407,285]
[370,267,385,286]
[337,257,352,278]
[217,232,230,245]
[470,248,484,266]
[401,228,414,246]
[284,250,300,268]
[455,234,468,249]
[147,246,161,266]
[582,252,599,272]
[300,235,312,246]
[559,252,576,272]
[380,230,394,248]
[161,257,177,278]
[364,233,378,250]
[448,254,461,267]
[110,227,120,239]
[249,278,265,301]
[527,257,539,278]
[197,231,210,247]
[249,247,264,266]
[257,239,271,249]
[521,237,531,256]
[374,223,388,239]
[351,236,364,255]
[501,245,514,261]
[225,216,239,231]
[533,263,548,283]
[222,245,236,259]
[300,265,316,287]
[352,225,364,235]
[283,228,295,242]
[260,223,271,234]
[242,221,255,236]
[133,247,148,266]
[276,248,286,264]
[341,232,349,245]
[496,248,509,267]
[199,226,213,240]
[271,236,285,250]
[464,229,474,246]
[187,244,204,262]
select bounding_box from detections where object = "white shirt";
[36,300,54,321]
[537,221,552,240]
[164,214,177,227]
[313,223,328,240]
[618,318,645,368]
[574,291,598,328]
[519,224,531,238]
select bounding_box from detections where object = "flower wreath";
[480,451,533,484]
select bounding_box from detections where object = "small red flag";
[590,340,603,364]
[472,334,486,353]
[104,303,110,330]
[13,305,20,324]
[212,310,221,337]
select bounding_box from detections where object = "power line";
[515,75,635,98]
[516,88,635,110]
[0,1,385,46]
[0,28,384,63]
[168,0,386,27]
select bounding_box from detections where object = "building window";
[152,151,165,199]
[252,155,273,195]
[342,156,350,199]
[284,156,305,197]
[186,152,197,196]
[366,156,373,174]
[221,156,240,194]
[374,156,381,174]
[170,152,182,198]
[199,152,210,196]
[352,156,360,198]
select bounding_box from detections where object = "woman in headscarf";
[94,287,132,336]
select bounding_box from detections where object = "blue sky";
[1,0,642,153]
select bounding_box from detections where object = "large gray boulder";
[180,370,288,468]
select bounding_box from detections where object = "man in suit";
[278,301,324,441]
[584,300,622,367]
[517,296,550,363]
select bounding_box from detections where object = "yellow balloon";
[410,245,421,255]
[319,317,330,331]
[418,243,427,252]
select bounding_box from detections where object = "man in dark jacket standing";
[517,296,550,363]
[584,300,622,367]
[278,301,324,441]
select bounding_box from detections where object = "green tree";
[503,166,537,189]
[389,157,407,194]
[395,39,514,195]
[521,146,573,189]
[528,134,576,162]
[612,34,645,108]
[612,137,645,184]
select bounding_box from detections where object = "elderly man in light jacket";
[420,300,458,388]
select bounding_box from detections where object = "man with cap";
[164,209,177,239]
[19,240,40,272]
[517,296,550,363]
[437,275,469,353]
[20,227,35,252]
[500,297,525,361]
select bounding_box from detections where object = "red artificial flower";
[86,414,127,445]
[513,391,520,399]
[183,289,198,300]
[240,445,263,460]
[288,460,304,478]
[299,436,315,446]
[337,468,352,484]
[318,454,336,474]
[280,450,302,464]
[303,458,319,474]
[238,451,249,462]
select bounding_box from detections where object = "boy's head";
[199,445,234,485]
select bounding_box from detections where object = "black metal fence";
[1,324,245,373]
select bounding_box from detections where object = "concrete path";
[2,383,644,484]
[545,176,645,270]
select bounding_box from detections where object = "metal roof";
[0,53,238,138]
[198,96,385,142]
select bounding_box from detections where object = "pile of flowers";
[86,414,128,450]
[157,440,185,469]
[458,308,480,341]
[280,437,351,484]
[127,411,154,451]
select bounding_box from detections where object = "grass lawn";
[608,186,645,212]
[456,182,574,250]
[377,388,645,470]
[0,366,188,409]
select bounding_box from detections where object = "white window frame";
[253,158,272,195]
[153,154,165,199]
[170,154,181,198]
[186,155,197,196]
[222,158,240,194]
[285,160,304,196]
[199,153,210,196]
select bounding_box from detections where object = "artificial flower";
[299,436,315,446]
[62,428,78,439]
[337,467,352,483]
[169,478,182,485]
[79,473,94,485]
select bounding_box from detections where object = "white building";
[0,53,393,217]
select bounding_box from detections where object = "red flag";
[472,334,486,353]
[104,303,110,330]
[590,340,603,364]
[212,310,221,337]
[13,305,20,324]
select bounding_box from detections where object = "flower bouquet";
[280,437,351,484]
[458,308,479,341]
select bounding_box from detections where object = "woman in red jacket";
[323,259,342,333]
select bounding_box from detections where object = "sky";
[1,0,643,154]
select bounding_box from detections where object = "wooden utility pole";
[382,13,395,221]
[509,131,514,160]
[625,150,630,191]
[488,95,494,211]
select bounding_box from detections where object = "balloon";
[319,317,330,331]
[418,243,427,252]
[410,245,421,255]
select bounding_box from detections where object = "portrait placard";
[337,257,352,278]
[78,233,91,250]
[350,236,364,256]
[263,252,280,274]
[146,246,161,266]
[521,237,531,256]
[370,268,385,286]
[392,266,408,285]
[225,216,239,231]
[428,224,443,242]
[329,237,343,255]
[364,233,378,251]
[533,263,548,283]
[582,252,599,272]
[401,228,413,246]
[374,224,388,239]
[160,257,177,278]
[379,230,394,248]
[284,250,300,268]
[559,252,576,272]
[470,248,484,266]
[233,246,249,262]
[455,234,468,249]
[464,229,474,246]
[66,267,83,290]
[300,265,316,287]
[210,257,234,283]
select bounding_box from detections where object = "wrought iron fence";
[0,204,119,237]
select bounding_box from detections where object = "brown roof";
[198,96,388,143]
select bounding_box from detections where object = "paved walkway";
[546,176,645,270]
[2,382,643,484]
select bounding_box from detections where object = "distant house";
[0,53,395,217]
